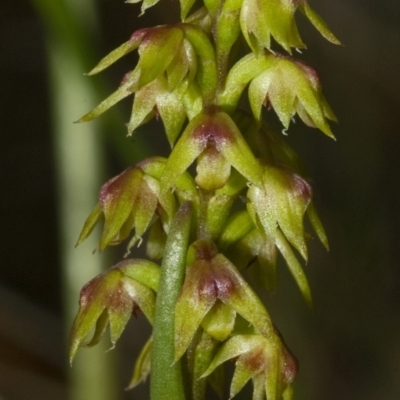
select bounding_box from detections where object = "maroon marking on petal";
[290,173,312,201]
[99,167,136,208]
[214,269,235,300]
[197,271,218,300]
[109,280,134,312]
[192,116,235,149]
[282,345,299,384]
[130,28,148,43]
[294,60,320,87]
[192,240,218,262]
[79,274,104,307]
[241,348,267,374]
[120,71,134,87]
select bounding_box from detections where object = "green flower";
[70,259,160,363]
[77,26,198,139]
[247,163,312,260]
[240,0,340,54]
[202,333,297,400]
[220,53,337,137]
[248,54,337,138]
[77,24,219,140]
[160,109,263,192]
[174,240,275,362]
[76,158,177,251]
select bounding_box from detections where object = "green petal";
[119,258,161,292]
[218,210,254,251]
[264,343,281,400]
[196,146,231,191]
[268,68,297,129]
[157,79,188,146]
[231,356,257,398]
[136,27,184,88]
[307,202,329,250]
[275,230,312,307]
[120,277,156,326]
[300,3,341,45]
[202,334,265,377]
[141,0,162,14]
[206,191,236,240]
[127,337,152,389]
[128,77,164,135]
[87,31,145,75]
[183,80,203,119]
[84,310,109,348]
[212,254,274,337]
[201,300,236,341]
[133,179,158,239]
[213,112,264,188]
[107,279,139,347]
[180,0,197,20]
[182,25,218,103]
[76,203,103,247]
[189,331,221,400]
[160,113,209,192]
[252,373,266,400]
[146,219,167,260]
[77,71,139,123]
[227,229,263,270]
[174,259,217,362]
[99,168,143,250]
[265,0,304,52]
[219,53,273,112]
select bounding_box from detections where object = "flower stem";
[150,202,193,400]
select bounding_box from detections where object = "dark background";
[1,0,400,399]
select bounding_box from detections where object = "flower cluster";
[70,0,339,398]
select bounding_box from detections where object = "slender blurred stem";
[48,39,119,399]
[150,203,193,400]
[31,0,120,399]
[198,189,213,240]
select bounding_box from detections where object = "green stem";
[197,189,213,240]
[150,202,193,400]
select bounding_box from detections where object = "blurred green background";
[1,1,399,399]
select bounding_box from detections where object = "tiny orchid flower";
[174,240,275,362]
[76,158,177,251]
[248,53,337,138]
[202,333,298,400]
[247,163,312,261]
[160,109,263,192]
[240,0,340,54]
[70,259,160,364]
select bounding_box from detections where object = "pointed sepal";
[69,259,160,364]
